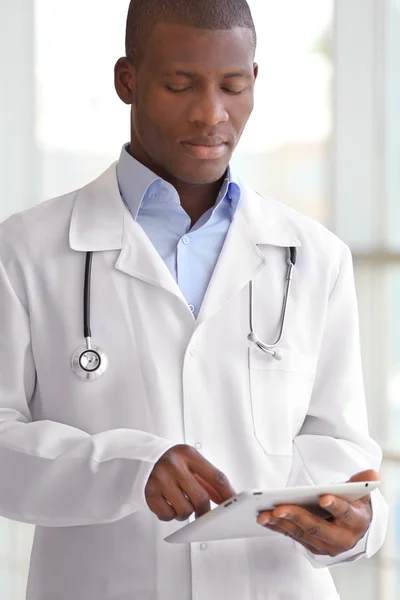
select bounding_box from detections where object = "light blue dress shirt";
[116,144,241,318]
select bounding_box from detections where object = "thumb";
[347,469,380,504]
[347,469,380,483]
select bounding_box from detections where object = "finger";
[260,519,332,556]
[162,485,196,522]
[193,474,224,504]
[271,505,353,550]
[259,511,325,544]
[320,496,354,523]
[347,469,380,484]
[179,475,212,518]
[189,454,236,502]
[320,495,368,532]
[146,492,177,522]
[347,470,380,503]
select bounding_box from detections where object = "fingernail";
[321,499,332,508]
[258,516,270,525]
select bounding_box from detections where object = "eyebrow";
[163,70,252,80]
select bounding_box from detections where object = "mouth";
[181,142,228,160]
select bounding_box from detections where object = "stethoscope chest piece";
[71,345,108,381]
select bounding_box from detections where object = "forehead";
[142,22,255,74]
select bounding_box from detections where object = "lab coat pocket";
[248,347,316,456]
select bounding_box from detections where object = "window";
[1,1,398,599]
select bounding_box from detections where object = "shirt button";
[182,236,190,245]
[194,442,202,449]
[160,189,167,197]
[189,304,195,313]
[200,543,208,551]
[189,349,196,357]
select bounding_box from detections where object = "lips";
[181,142,228,160]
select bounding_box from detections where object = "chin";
[172,160,230,185]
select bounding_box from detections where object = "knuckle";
[292,528,305,541]
[160,445,188,465]
[145,480,158,498]
[194,492,210,509]
[290,514,300,525]
[174,444,196,460]
[149,463,166,482]
[215,470,229,486]
[306,526,322,538]
[341,506,353,522]
[176,510,193,522]
[158,513,175,522]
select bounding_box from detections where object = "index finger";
[189,453,236,502]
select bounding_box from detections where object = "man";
[0,1,388,599]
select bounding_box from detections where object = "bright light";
[35,0,332,154]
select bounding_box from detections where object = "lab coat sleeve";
[0,256,176,528]
[286,244,388,567]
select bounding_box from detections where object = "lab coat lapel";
[69,163,187,302]
[196,178,302,325]
[69,164,302,315]
[115,211,186,300]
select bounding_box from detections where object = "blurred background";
[0,0,399,598]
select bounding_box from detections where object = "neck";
[128,142,226,225]
[172,179,225,225]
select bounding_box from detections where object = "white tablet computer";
[164,481,380,544]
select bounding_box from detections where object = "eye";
[166,86,191,93]
[223,88,244,95]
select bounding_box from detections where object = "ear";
[253,62,259,81]
[114,57,136,105]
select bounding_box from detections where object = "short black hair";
[125,0,257,64]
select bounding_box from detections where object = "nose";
[187,88,229,127]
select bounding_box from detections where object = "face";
[115,22,258,186]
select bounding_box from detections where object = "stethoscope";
[71,247,297,380]
[247,247,297,361]
[71,252,108,381]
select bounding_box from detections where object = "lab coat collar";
[195,175,301,323]
[69,162,301,252]
[235,174,301,248]
[69,163,124,252]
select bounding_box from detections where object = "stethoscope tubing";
[72,246,297,379]
[248,247,297,360]
[71,251,108,381]
[84,252,93,340]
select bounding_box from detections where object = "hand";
[145,444,236,522]
[257,469,379,557]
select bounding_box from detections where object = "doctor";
[0,0,388,599]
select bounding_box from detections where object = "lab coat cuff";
[295,489,388,568]
[133,439,177,513]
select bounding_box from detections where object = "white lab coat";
[0,164,388,600]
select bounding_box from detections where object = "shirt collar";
[116,143,241,220]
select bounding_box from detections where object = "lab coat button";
[182,236,190,245]
[200,543,208,551]
[189,349,196,357]
[194,442,202,449]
